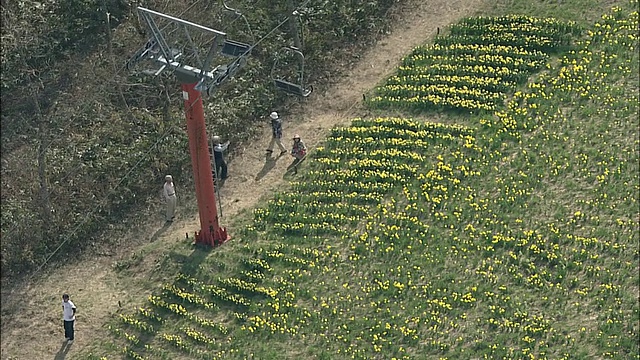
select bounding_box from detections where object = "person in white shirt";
[163,175,177,222]
[62,293,76,343]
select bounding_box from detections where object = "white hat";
[270,112,278,119]
[165,175,173,181]
[293,134,301,139]
[212,135,221,144]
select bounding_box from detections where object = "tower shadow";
[117,242,215,360]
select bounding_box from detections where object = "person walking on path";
[266,111,287,155]
[291,134,307,161]
[62,293,76,344]
[163,175,177,222]
[211,135,229,181]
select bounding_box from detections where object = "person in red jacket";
[291,134,307,161]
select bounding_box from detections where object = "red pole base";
[194,227,230,247]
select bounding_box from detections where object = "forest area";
[0,0,402,282]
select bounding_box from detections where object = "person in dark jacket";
[211,135,229,181]
[266,111,287,155]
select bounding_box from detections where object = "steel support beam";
[181,83,229,246]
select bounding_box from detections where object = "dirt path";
[0,0,486,358]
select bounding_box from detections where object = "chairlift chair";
[219,0,255,58]
[128,40,186,77]
[271,46,313,97]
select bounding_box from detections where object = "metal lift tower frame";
[127,7,253,246]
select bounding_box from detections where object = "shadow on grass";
[53,340,71,360]
[123,243,218,356]
[170,242,215,275]
[255,152,285,181]
[283,156,307,179]
[150,221,172,243]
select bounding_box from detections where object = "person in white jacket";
[163,175,177,222]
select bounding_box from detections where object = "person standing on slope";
[163,174,177,222]
[266,111,287,155]
[62,293,77,344]
[291,134,307,161]
[289,134,308,175]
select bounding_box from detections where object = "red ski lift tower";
[127,6,253,246]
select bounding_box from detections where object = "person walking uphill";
[266,111,287,155]
[163,175,177,222]
[211,135,229,181]
[289,134,308,175]
[62,293,76,343]
[291,134,307,161]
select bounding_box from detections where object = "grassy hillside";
[81,1,638,359]
[0,0,401,280]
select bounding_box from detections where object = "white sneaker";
[68,340,74,344]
